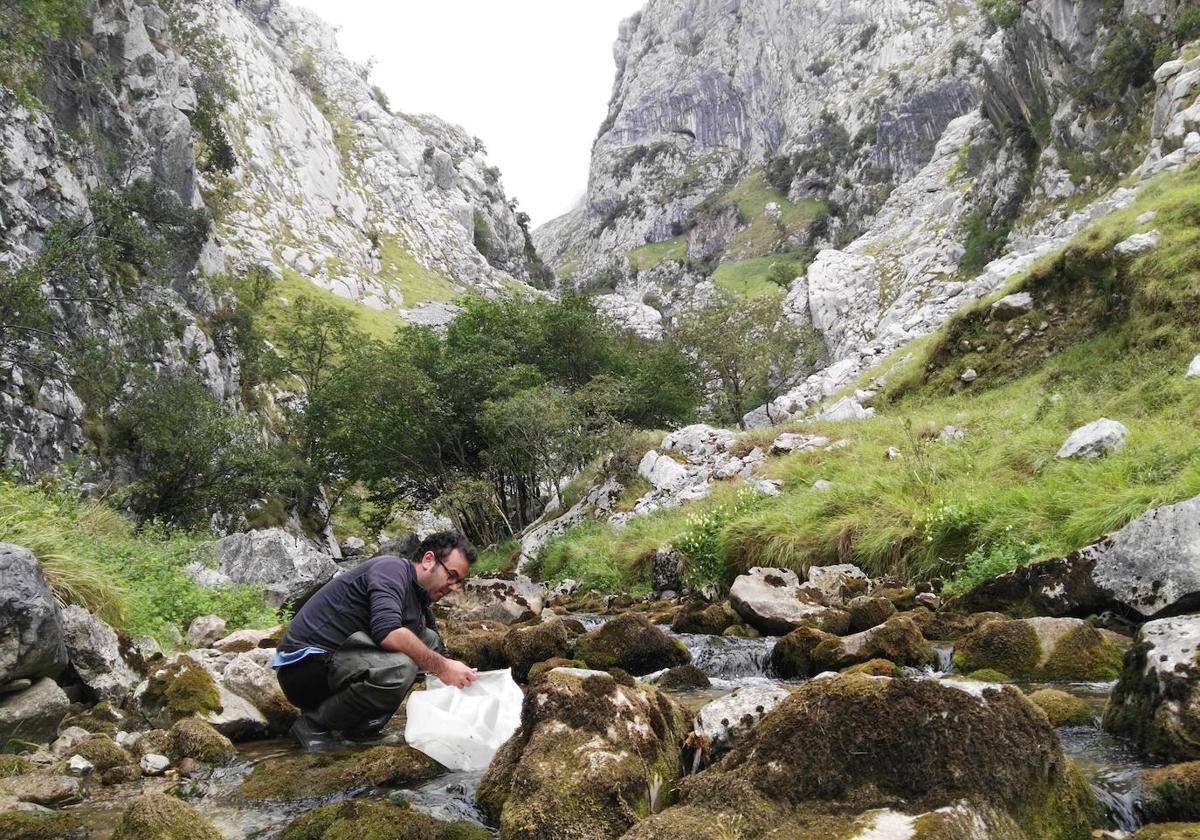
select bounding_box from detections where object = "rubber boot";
[289,713,336,751]
[310,678,406,735]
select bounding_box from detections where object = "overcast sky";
[293,0,646,228]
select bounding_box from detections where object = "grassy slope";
[0,480,281,644]
[538,160,1200,594]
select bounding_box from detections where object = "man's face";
[418,548,469,601]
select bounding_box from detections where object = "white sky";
[292,0,646,228]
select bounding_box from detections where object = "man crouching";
[270,531,478,749]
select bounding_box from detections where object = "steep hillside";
[0,0,545,479]
[537,0,1187,391]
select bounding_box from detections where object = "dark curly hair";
[414,531,477,566]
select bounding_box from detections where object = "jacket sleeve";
[365,557,416,644]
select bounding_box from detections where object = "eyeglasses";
[434,556,464,586]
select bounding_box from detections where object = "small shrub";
[472,209,492,256]
[980,0,1023,29]
[369,84,390,113]
[942,539,1038,596]
[1175,7,1200,43]
[673,489,761,590]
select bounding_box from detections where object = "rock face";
[212,528,339,607]
[957,493,1200,620]
[730,567,848,636]
[0,543,67,686]
[625,673,1097,839]
[477,668,692,839]
[1104,614,1200,761]
[59,605,139,704]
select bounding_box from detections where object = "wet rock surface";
[0,544,67,686]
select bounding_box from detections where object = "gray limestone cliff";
[0,0,545,478]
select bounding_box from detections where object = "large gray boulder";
[730,567,849,636]
[693,684,791,759]
[1056,418,1128,459]
[443,574,547,624]
[60,605,139,704]
[0,543,68,686]
[957,493,1200,619]
[212,528,338,607]
[0,677,69,745]
[1104,614,1200,760]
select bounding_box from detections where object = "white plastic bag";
[404,668,524,771]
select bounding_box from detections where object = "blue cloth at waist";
[268,646,328,669]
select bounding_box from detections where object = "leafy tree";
[674,290,822,429]
[0,0,86,103]
[108,371,288,527]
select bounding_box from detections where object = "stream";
[61,614,1152,837]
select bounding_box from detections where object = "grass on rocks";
[0,478,281,643]
[535,160,1200,594]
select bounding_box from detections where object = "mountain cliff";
[0,0,545,477]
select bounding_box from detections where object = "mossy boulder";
[627,674,1097,840]
[1143,761,1200,822]
[72,734,135,771]
[842,658,901,677]
[771,626,837,679]
[136,655,221,726]
[1104,615,1200,760]
[0,811,89,840]
[909,607,1007,641]
[133,728,170,758]
[168,717,235,764]
[965,668,1014,683]
[503,618,569,682]
[111,793,222,840]
[953,617,1124,680]
[278,799,491,840]
[656,664,711,691]
[812,615,935,672]
[441,621,510,671]
[846,595,896,632]
[1027,688,1092,727]
[477,668,692,839]
[670,602,740,635]
[236,745,443,801]
[574,614,690,675]
[60,700,125,735]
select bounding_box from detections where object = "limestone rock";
[806,563,868,607]
[212,528,339,607]
[692,684,791,759]
[0,677,69,745]
[59,605,138,704]
[847,595,897,632]
[477,668,691,839]
[213,626,281,653]
[638,449,690,491]
[991,291,1033,320]
[220,653,298,733]
[140,753,170,775]
[813,615,936,671]
[186,615,227,648]
[1115,229,1161,255]
[1056,418,1128,459]
[0,773,81,807]
[574,614,689,676]
[444,574,546,624]
[1188,355,1200,378]
[730,567,848,636]
[0,543,67,685]
[957,493,1200,619]
[1104,615,1200,761]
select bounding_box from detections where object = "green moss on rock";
[657,665,712,690]
[526,657,585,681]
[144,657,221,721]
[237,745,443,801]
[442,622,510,671]
[278,799,491,840]
[842,659,901,677]
[1041,623,1124,680]
[168,717,235,764]
[111,793,222,840]
[73,734,135,771]
[574,613,690,675]
[0,810,88,840]
[0,755,34,777]
[771,626,837,679]
[1132,824,1200,839]
[1143,761,1200,822]
[503,619,569,682]
[965,669,1014,683]
[1027,689,1092,727]
[671,603,740,635]
[953,619,1042,678]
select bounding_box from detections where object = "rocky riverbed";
[5,548,1200,839]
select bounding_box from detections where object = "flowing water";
[61,613,1151,837]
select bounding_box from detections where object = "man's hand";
[438,658,478,689]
